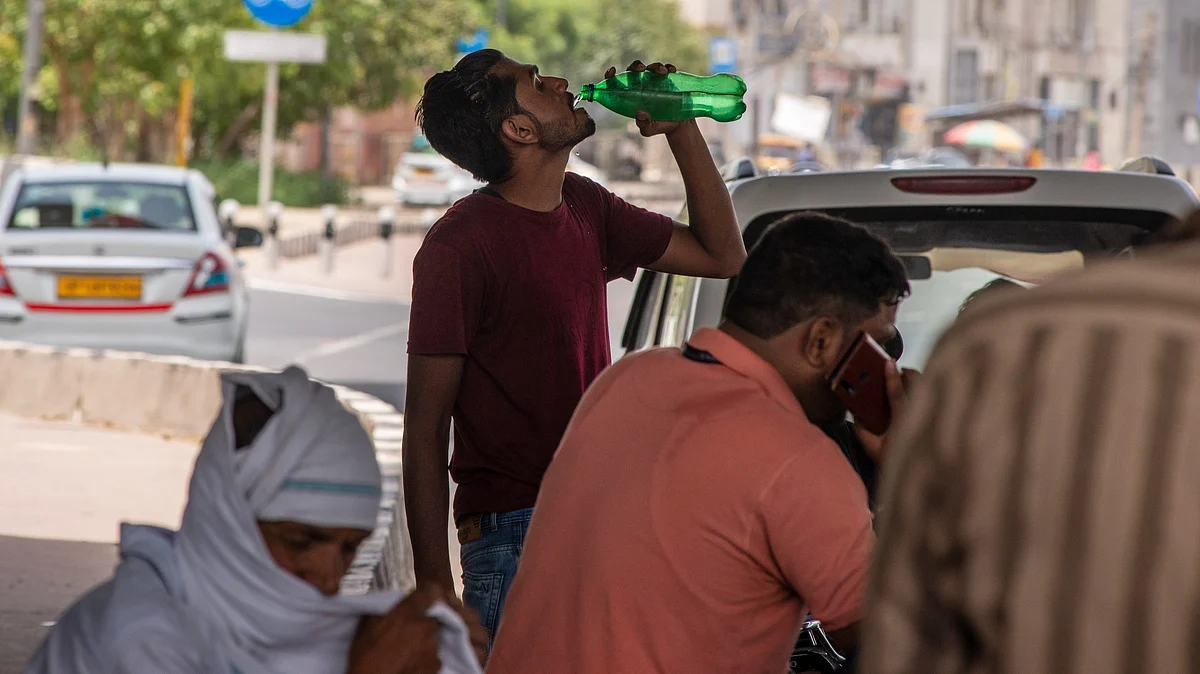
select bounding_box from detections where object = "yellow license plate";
[413,167,435,176]
[57,276,142,300]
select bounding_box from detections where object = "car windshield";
[761,146,800,159]
[7,181,196,232]
[747,205,1170,370]
[893,249,1079,368]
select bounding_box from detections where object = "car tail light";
[0,259,14,297]
[890,176,1037,195]
[183,252,230,297]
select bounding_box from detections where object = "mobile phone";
[828,331,893,436]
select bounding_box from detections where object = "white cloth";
[26,367,482,674]
[241,367,383,530]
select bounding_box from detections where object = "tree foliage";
[0,0,706,160]
[0,0,475,159]
[489,0,709,96]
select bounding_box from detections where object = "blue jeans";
[458,508,533,652]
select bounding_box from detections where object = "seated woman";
[27,366,485,674]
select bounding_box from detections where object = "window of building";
[1071,0,1094,45]
[952,49,981,105]
[983,74,998,101]
[1183,20,1200,76]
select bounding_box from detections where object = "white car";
[620,167,1200,369]
[567,155,608,187]
[393,135,482,206]
[394,134,610,207]
[0,163,263,362]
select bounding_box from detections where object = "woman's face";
[258,521,372,596]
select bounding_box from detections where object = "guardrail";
[0,340,413,595]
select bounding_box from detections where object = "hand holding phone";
[828,332,894,436]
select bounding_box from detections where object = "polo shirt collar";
[686,327,805,416]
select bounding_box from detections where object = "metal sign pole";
[16,0,44,157]
[258,59,280,209]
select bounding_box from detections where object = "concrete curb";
[0,340,414,595]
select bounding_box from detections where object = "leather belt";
[457,515,485,545]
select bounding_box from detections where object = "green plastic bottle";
[578,71,748,123]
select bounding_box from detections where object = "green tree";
[0,0,477,159]
[485,0,708,94]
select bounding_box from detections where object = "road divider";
[0,339,414,595]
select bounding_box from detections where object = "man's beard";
[533,113,596,152]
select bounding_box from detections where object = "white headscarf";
[173,366,401,673]
[26,366,481,674]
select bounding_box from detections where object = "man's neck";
[488,150,572,212]
[718,320,821,414]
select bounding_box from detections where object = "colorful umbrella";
[944,120,1029,153]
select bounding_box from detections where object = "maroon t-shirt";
[408,173,674,521]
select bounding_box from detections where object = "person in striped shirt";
[861,210,1200,674]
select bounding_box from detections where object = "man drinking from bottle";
[404,50,746,651]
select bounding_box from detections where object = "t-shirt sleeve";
[407,238,486,355]
[588,178,674,282]
[759,436,875,631]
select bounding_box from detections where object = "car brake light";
[891,176,1037,195]
[183,252,230,297]
[0,259,14,297]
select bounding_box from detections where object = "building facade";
[673,0,1200,170]
[1128,0,1200,168]
[673,0,914,167]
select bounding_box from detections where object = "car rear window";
[737,205,1179,371]
[743,205,1176,256]
[7,182,196,232]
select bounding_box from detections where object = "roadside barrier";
[0,339,414,595]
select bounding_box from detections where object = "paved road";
[0,413,198,671]
[0,255,640,671]
[244,279,639,413]
[245,286,411,410]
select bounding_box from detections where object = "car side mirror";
[899,255,933,280]
[233,225,264,249]
[721,157,757,182]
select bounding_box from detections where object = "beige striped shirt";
[862,241,1200,674]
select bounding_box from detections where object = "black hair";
[958,277,1024,316]
[1143,208,1200,247]
[724,213,910,339]
[232,385,275,450]
[414,49,525,183]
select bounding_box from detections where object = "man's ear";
[801,316,847,370]
[500,114,539,146]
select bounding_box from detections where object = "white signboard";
[224,30,328,64]
[771,94,832,143]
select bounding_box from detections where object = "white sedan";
[0,163,263,362]
[393,133,609,206]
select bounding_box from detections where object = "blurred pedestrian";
[486,214,911,673]
[403,50,746,651]
[957,277,1025,317]
[861,209,1200,674]
[27,367,485,674]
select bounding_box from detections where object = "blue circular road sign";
[242,0,314,28]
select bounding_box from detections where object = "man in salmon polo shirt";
[485,213,911,673]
